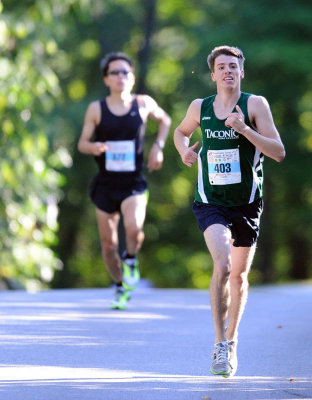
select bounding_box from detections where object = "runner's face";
[211,55,244,89]
[104,60,135,93]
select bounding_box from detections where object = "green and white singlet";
[196,92,264,207]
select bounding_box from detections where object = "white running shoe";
[227,340,238,377]
[210,341,231,377]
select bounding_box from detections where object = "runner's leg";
[121,193,147,256]
[226,244,256,341]
[95,208,122,283]
[204,224,232,343]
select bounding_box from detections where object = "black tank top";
[94,97,145,182]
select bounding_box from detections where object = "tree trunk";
[289,236,309,280]
[258,181,275,283]
[136,0,157,93]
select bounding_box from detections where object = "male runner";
[78,52,171,309]
[174,46,285,376]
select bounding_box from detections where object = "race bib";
[208,148,241,185]
[105,140,135,172]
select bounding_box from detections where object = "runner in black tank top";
[89,96,148,212]
[94,96,145,180]
[78,52,171,310]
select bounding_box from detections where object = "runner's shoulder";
[136,94,157,109]
[248,94,269,109]
[190,98,204,108]
[85,100,101,124]
[187,99,203,118]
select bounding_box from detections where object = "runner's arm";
[143,95,172,172]
[225,96,285,162]
[78,101,108,156]
[174,99,202,167]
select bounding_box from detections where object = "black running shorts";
[192,198,264,247]
[89,173,148,213]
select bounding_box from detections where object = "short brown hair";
[207,46,245,72]
[100,52,134,76]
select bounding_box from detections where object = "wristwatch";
[154,140,165,150]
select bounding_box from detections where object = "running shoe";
[210,341,232,377]
[122,255,140,290]
[110,286,130,310]
[227,340,238,377]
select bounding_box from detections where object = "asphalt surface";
[0,283,311,400]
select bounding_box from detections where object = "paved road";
[0,283,311,400]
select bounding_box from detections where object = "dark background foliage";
[1,0,312,290]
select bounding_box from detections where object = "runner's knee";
[214,261,231,281]
[101,240,118,259]
[126,226,144,243]
[230,272,248,289]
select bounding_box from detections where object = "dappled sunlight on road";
[0,334,145,347]
[134,288,211,310]
[0,365,310,399]
[0,287,311,399]
[0,310,170,323]
[143,303,211,310]
[0,295,171,326]
[0,365,310,385]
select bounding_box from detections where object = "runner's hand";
[225,105,246,134]
[181,141,200,167]
[148,145,164,172]
[92,142,107,156]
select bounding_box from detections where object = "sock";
[124,252,135,259]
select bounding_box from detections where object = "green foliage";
[2,0,312,290]
[0,1,72,289]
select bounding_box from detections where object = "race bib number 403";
[105,140,135,172]
[208,148,241,185]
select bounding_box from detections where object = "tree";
[3,0,312,290]
[52,0,312,287]
[0,0,73,289]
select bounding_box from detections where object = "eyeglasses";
[107,69,131,76]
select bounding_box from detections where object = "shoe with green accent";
[210,341,232,377]
[110,286,130,310]
[122,256,140,290]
